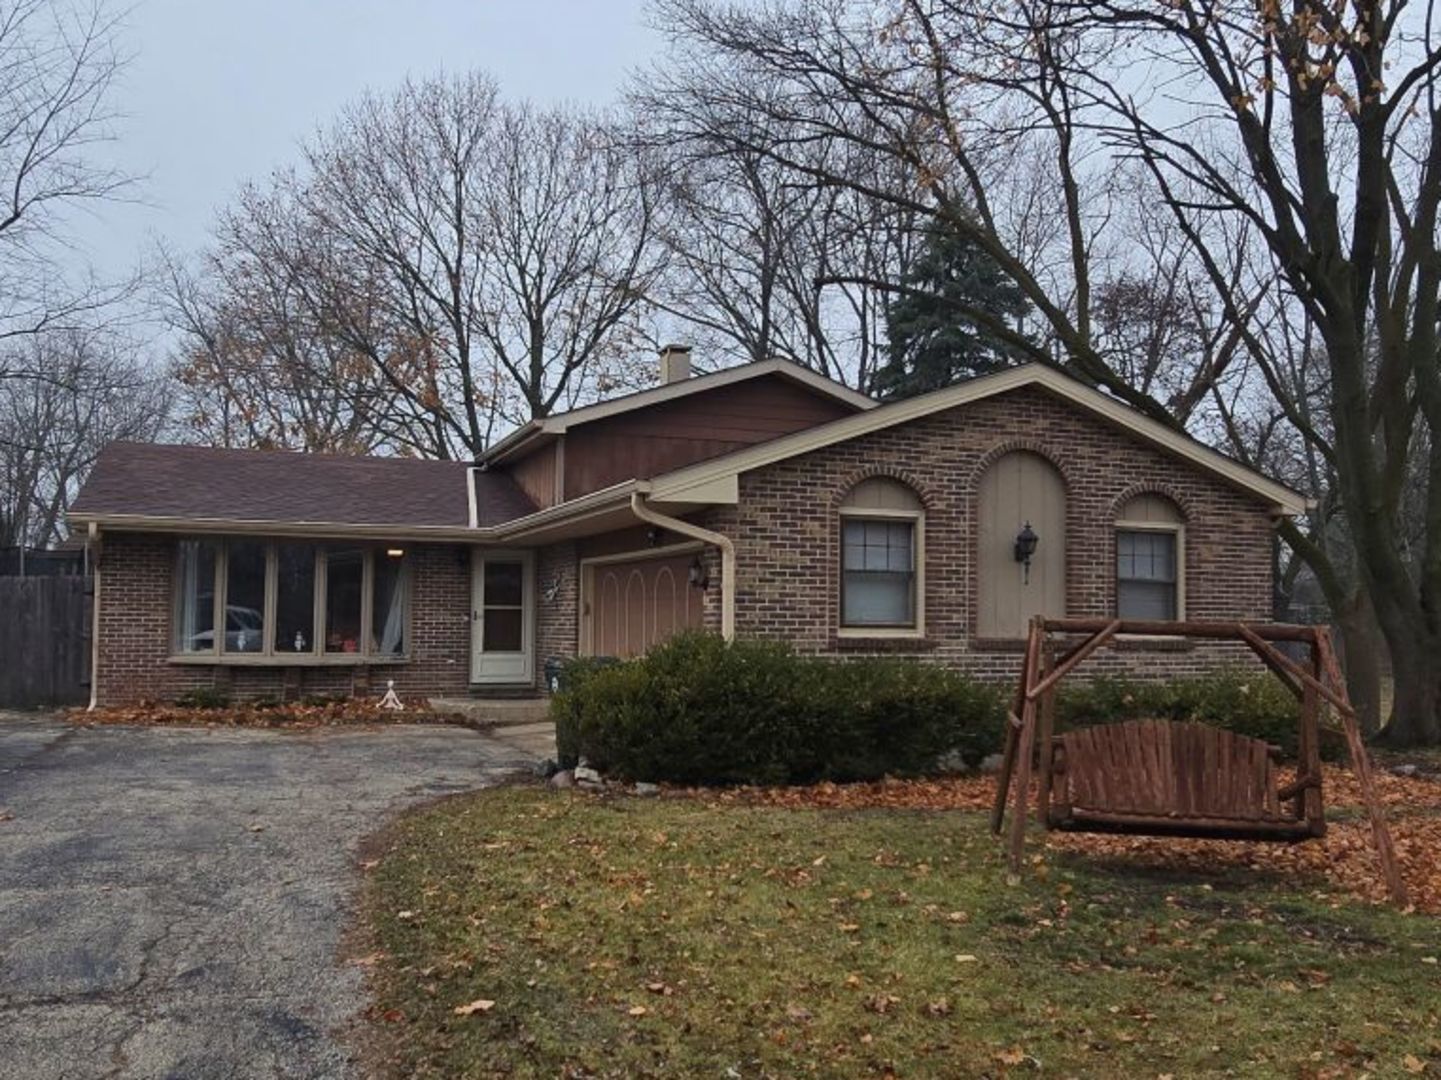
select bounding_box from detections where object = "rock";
[1390,763,1420,777]
[533,757,560,778]
[574,764,602,785]
[549,769,575,789]
[634,782,660,797]
[979,753,1006,775]
[934,750,969,774]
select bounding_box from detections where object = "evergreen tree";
[874,225,1031,399]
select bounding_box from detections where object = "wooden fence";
[0,575,91,709]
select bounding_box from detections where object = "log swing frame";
[989,617,1408,906]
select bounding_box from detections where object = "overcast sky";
[74,0,661,283]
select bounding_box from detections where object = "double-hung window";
[1115,495,1184,621]
[838,478,924,634]
[173,540,411,661]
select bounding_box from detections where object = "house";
[68,348,1308,707]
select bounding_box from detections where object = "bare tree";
[0,0,133,375]
[647,0,1441,745]
[0,328,169,548]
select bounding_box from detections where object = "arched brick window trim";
[1109,482,1193,521]
[968,439,1074,497]
[828,466,936,511]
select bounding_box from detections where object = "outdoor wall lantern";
[1013,521,1039,584]
[688,556,710,590]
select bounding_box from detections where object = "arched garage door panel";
[588,552,705,657]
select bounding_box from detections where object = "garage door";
[586,551,705,658]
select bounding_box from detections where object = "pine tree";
[874,225,1031,399]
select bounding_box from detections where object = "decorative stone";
[1390,763,1420,777]
[934,750,969,774]
[549,769,575,789]
[634,782,660,797]
[574,765,602,785]
[979,753,1006,774]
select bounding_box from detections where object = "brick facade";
[92,385,1280,705]
[94,535,473,706]
[692,384,1274,680]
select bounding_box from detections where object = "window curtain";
[374,558,409,655]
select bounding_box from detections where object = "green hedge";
[1054,671,1337,760]
[551,633,1004,785]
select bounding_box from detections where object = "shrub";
[174,687,230,710]
[551,632,1004,785]
[1054,670,1337,760]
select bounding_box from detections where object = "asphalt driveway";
[0,714,533,1080]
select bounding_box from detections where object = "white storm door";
[470,551,534,684]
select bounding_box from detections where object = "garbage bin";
[543,657,564,694]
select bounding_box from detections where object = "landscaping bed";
[71,697,471,729]
[359,778,1441,1079]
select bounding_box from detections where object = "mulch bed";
[70,700,471,729]
[681,765,1441,915]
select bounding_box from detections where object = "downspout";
[629,492,735,641]
[86,522,101,711]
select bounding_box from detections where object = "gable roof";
[69,442,536,533]
[481,357,876,465]
[646,363,1310,516]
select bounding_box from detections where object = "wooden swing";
[990,617,1408,906]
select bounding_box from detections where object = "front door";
[471,551,534,684]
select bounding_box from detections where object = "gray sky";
[75,0,661,282]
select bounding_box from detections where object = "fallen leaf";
[452,999,495,1017]
[954,954,979,964]
[996,1046,1027,1066]
[1402,1054,1426,1074]
[397,910,417,921]
[628,1005,648,1017]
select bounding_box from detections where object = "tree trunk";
[1379,630,1441,747]
[1334,590,1384,737]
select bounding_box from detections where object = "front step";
[432,696,551,727]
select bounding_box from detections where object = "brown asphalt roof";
[70,442,537,529]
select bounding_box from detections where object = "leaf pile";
[69,699,470,730]
[677,765,1441,914]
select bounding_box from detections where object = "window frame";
[837,504,926,638]
[1114,518,1185,623]
[170,539,411,665]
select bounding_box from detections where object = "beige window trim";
[1114,518,1186,629]
[837,505,926,638]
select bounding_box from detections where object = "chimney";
[658,343,692,384]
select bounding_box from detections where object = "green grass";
[362,788,1441,1078]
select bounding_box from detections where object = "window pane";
[1117,530,1178,619]
[326,548,365,653]
[273,543,316,653]
[223,542,266,653]
[843,571,915,626]
[1118,580,1177,620]
[842,519,914,573]
[371,551,409,656]
[175,540,217,653]
[483,607,523,652]
[484,560,524,607]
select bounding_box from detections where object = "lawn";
[360,786,1440,1078]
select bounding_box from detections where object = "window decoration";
[838,477,924,633]
[1115,494,1184,621]
[173,540,411,661]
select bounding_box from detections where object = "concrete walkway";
[0,714,533,1080]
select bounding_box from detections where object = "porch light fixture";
[688,556,709,590]
[1013,521,1039,584]
[386,547,405,558]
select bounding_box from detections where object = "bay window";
[172,539,411,661]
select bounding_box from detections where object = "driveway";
[0,714,533,1080]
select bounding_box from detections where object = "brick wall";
[695,384,1276,681]
[94,535,474,706]
[536,540,578,674]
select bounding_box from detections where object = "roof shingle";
[70,442,535,530]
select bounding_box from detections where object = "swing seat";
[1047,719,1325,842]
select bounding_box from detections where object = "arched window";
[977,451,1066,638]
[1115,494,1184,620]
[839,478,924,633]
